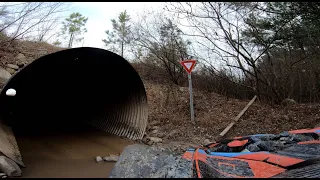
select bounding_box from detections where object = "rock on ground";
[15,53,26,61]
[148,137,162,143]
[203,139,213,145]
[16,62,25,68]
[6,64,19,70]
[109,144,192,178]
[0,156,21,177]
[5,68,15,75]
[95,156,103,163]
[151,129,158,134]
[103,155,119,162]
[15,53,27,68]
[147,140,154,146]
[151,126,159,130]
[0,68,11,85]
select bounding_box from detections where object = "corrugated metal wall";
[0,47,148,141]
[88,91,148,140]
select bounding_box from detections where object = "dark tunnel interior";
[0,47,148,140]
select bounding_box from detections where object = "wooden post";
[218,95,257,138]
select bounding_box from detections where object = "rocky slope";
[0,40,63,89]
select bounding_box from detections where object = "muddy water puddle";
[14,128,133,178]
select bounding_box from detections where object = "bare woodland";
[1,2,320,105]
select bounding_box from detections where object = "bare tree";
[166,2,299,102]
[35,14,62,42]
[0,2,70,45]
[131,10,192,85]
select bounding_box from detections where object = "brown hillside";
[143,80,320,147]
[0,40,64,67]
[1,40,319,149]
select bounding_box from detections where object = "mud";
[13,126,133,178]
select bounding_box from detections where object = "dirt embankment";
[0,40,63,66]
[142,80,320,150]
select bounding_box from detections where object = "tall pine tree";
[61,12,88,48]
[102,10,131,57]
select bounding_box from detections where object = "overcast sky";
[0,2,229,68]
[68,2,165,49]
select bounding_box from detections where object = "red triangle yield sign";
[180,60,197,74]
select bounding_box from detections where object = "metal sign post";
[188,73,195,124]
[180,60,197,124]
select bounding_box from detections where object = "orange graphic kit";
[182,127,320,178]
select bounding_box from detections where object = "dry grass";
[144,80,320,145]
[17,40,65,54]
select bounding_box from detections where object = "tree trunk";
[121,40,124,57]
[68,33,73,48]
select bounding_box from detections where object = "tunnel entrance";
[0,47,148,177]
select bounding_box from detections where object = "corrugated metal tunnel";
[0,47,148,141]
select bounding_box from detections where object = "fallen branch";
[216,95,257,141]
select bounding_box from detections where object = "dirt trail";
[14,127,133,178]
